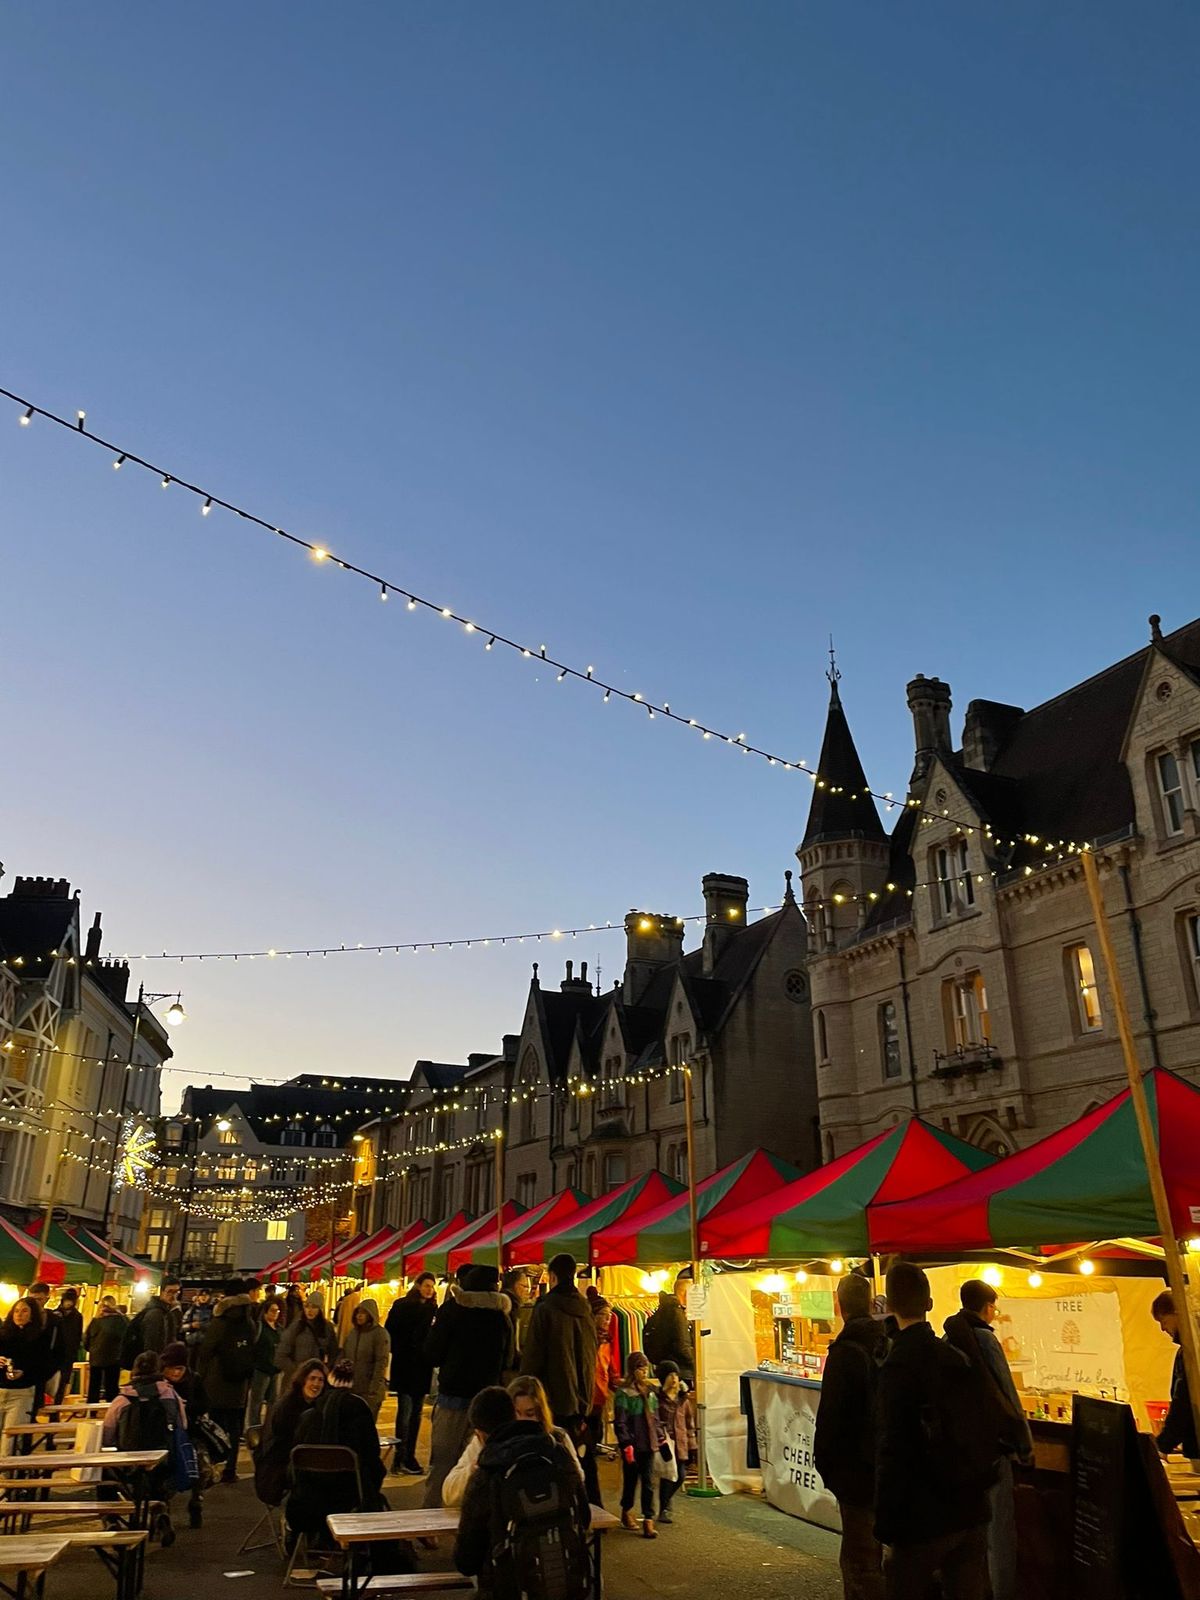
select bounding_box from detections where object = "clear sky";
[2,3,1197,1109]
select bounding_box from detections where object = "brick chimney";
[10,876,72,900]
[701,873,749,976]
[623,911,685,1005]
[905,675,953,784]
[561,960,593,995]
[85,912,103,963]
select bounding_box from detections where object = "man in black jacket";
[520,1254,597,1430]
[875,1262,992,1600]
[422,1266,513,1507]
[814,1272,886,1600]
[385,1272,438,1475]
[51,1289,84,1406]
[1152,1289,1199,1461]
[642,1273,694,1384]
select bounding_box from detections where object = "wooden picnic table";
[3,1426,85,1456]
[40,1404,108,1418]
[327,1504,619,1600]
[0,1535,69,1600]
[0,1452,167,1530]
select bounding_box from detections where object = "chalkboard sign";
[1072,1395,1199,1600]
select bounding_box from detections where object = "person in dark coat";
[25,1283,62,1417]
[454,1386,590,1597]
[943,1280,1034,1600]
[520,1253,597,1436]
[162,1341,209,1527]
[51,1289,85,1405]
[254,1359,326,1507]
[138,1280,184,1355]
[196,1282,257,1484]
[0,1299,50,1451]
[814,1272,887,1600]
[503,1270,535,1381]
[875,1263,992,1600]
[385,1273,437,1474]
[1153,1289,1199,1460]
[292,1358,387,1525]
[84,1296,127,1402]
[421,1266,513,1507]
[642,1274,694,1384]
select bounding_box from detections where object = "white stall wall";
[704,1270,763,1494]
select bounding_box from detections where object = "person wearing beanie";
[276,1290,338,1379]
[421,1263,514,1507]
[521,1253,598,1433]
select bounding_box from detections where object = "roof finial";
[1149,613,1163,643]
[826,634,842,703]
[531,962,539,985]
[783,868,796,905]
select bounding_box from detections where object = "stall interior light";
[1078,1258,1096,1276]
[1027,1272,1043,1288]
[1187,1240,1200,1254]
[981,1265,1003,1288]
[638,1269,669,1295]
[794,1269,808,1285]
[829,1259,844,1276]
[389,1279,400,1290]
[757,1272,788,1295]
[132,1278,152,1298]
[0,1282,17,1305]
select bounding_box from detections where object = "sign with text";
[745,1375,840,1532]
[686,1285,709,1321]
[1001,1292,1127,1398]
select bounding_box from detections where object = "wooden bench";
[58,1527,148,1600]
[316,1578,473,1595]
[1,1500,134,1526]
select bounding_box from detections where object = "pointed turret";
[801,674,887,849]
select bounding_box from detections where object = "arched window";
[520,1049,539,1142]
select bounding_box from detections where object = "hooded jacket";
[196,1293,257,1409]
[343,1299,390,1414]
[425,1284,513,1402]
[813,1313,887,1507]
[139,1293,183,1356]
[642,1291,694,1383]
[385,1287,436,1396]
[277,1304,339,1376]
[84,1307,128,1369]
[453,1420,590,1596]
[520,1286,598,1421]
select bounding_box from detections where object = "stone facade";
[801,616,1200,1158]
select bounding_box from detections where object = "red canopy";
[869,1068,1200,1253]
[514,1171,683,1266]
[402,1211,476,1276]
[501,1188,591,1268]
[359,1219,429,1282]
[261,1237,332,1280]
[439,1203,529,1277]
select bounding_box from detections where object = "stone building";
[801,615,1200,1158]
[366,870,818,1231]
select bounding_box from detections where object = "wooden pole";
[33,1133,69,1279]
[495,1132,505,1269]
[1081,848,1200,1453]
[398,1168,409,1286]
[683,1065,714,1493]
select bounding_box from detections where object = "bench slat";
[315,1578,473,1595]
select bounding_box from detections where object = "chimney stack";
[701,872,749,975]
[905,675,952,784]
[561,959,592,994]
[623,911,685,1005]
[961,699,1024,773]
[85,912,103,964]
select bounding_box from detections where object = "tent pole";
[495,1132,505,1269]
[33,1138,68,1279]
[683,1065,715,1495]
[1081,847,1200,1453]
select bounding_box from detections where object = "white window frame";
[601,1055,625,1112]
[1187,914,1200,1005]
[935,839,975,916]
[947,972,990,1049]
[603,1151,629,1188]
[265,1219,288,1242]
[1158,750,1186,836]
[1068,943,1103,1033]
[879,1001,902,1079]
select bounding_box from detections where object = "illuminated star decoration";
[113,1117,157,1193]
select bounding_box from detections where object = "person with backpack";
[422,1265,514,1507]
[443,1375,585,1508]
[613,1351,662,1539]
[814,1272,888,1600]
[875,1262,994,1600]
[943,1280,1034,1600]
[196,1279,257,1483]
[0,1298,49,1454]
[641,1272,694,1384]
[294,1357,387,1508]
[520,1253,597,1458]
[343,1298,390,1420]
[161,1342,210,1529]
[103,1350,193,1544]
[125,1279,183,1367]
[386,1272,437,1475]
[84,1296,127,1402]
[454,1385,592,1600]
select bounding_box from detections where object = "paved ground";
[21,1414,843,1600]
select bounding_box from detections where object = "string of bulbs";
[2,387,1091,859]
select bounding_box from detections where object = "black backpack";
[218,1317,256,1384]
[917,1345,1001,1497]
[120,1308,149,1370]
[115,1379,177,1456]
[486,1441,591,1600]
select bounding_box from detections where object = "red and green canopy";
[331,1227,397,1277]
[360,1220,428,1282]
[448,1187,591,1271]
[261,1237,328,1280]
[427,1202,528,1279]
[398,1211,475,1277]
[22,1222,107,1286]
[518,1171,683,1266]
[71,1227,157,1283]
[591,1148,801,1267]
[0,1216,74,1287]
[869,1069,1200,1253]
[701,1119,994,1260]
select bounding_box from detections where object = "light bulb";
[1027,1272,1043,1289]
[312,547,328,563]
[794,1270,808,1285]
[829,1259,844,1275]
[981,1266,1002,1288]
[20,408,32,425]
[165,1000,187,1027]
[113,454,125,469]
[161,475,170,488]
[379,584,388,601]
[202,497,212,515]
[1079,1259,1095,1276]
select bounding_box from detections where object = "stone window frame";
[815,1009,829,1065]
[878,999,903,1080]
[930,838,976,921]
[1063,942,1103,1036]
[942,971,991,1050]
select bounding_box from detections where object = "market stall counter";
[739,1368,838,1530]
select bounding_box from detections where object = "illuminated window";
[217,1126,238,1146]
[944,972,990,1049]
[1068,944,1102,1032]
[879,1001,902,1079]
[265,1220,288,1241]
[1158,751,1186,836]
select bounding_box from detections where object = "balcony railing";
[931,1043,1002,1079]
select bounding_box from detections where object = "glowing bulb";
[486,637,495,650]
[389,1279,400,1291]
[1187,1240,1200,1254]
[202,497,212,515]
[981,1266,1002,1288]
[407,596,417,610]
[1079,1258,1095,1276]
[132,1277,151,1299]
[441,607,452,618]
[216,1118,231,1133]
[379,584,388,601]
[113,454,126,469]
[20,408,32,425]
[1027,1272,1043,1289]
[829,1259,844,1275]
[312,547,328,563]
[161,475,170,488]
[794,1270,808,1285]
[165,1000,186,1027]
[757,1273,787,1294]
[0,1282,18,1304]
[352,1133,364,1143]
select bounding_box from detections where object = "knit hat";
[464,1265,500,1293]
[306,1291,324,1310]
[161,1342,188,1369]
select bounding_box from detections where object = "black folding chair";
[283,1444,362,1587]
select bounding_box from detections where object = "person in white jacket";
[443,1375,584,1507]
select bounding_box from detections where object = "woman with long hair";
[254,1358,326,1507]
[442,1373,584,1508]
[0,1298,46,1450]
[276,1292,338,1378]
[613,1351,662,1538]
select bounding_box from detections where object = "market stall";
[514,1169,682,1266]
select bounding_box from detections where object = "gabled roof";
[802,681,887,848]
[529,984,604,1081]
[184,1080,400,1145]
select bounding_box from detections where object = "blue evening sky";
[2,3,1196,1106]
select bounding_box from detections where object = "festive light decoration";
[0,386,1092,859]
[112,1117,157,1193]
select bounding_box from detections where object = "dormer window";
[600,1055,625,1111]
[934,840,975,917]
[313,1122,336,1149]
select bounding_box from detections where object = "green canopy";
[23,1222,106,1285]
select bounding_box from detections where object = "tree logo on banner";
[113,1117,157,1192]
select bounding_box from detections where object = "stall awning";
[702,1119,994,1260]
[330,1227,398,1277]
[499,1188,591,1269]
[395,1212,475,1278]
[359,1219,428,1282]
[261,1238,329,1280]
[71,1227,157,1283]
[425,1202,528,1279]
[591,1148,801,1266]
[516,1171,683,1266]
[869,1068,1200,1253]
[21,1221,106,1285]
[0,1215,73,1286]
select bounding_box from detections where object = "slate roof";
[802,681,887,847]
[0,896,78,968]
[184,1078,404,1144]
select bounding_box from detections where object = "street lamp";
[100,983,187,1276]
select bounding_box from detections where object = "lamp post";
[101,983,185,1283]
